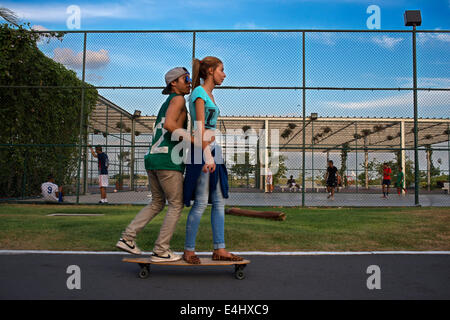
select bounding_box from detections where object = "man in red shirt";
[382,163,392,198]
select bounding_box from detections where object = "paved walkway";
[1,253,449,300]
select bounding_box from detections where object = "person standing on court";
[382,163,392,198]
[88,145,109,204]
[266,168,273,193]
[116,67,191,262]
[183,56,244,264]
[325,160,340,200]
[395,165,407,196]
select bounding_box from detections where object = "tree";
[230,152,256,187]
[0,23,98,198]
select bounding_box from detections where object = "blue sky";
[2,0,449,119]
[4,0,450,30]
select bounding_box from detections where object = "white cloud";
[418,29,450,44]
[31,24,50,31]
[53,48,110,69]
[8,2,145,23]
[395,77,450,88]
[234,22,261,29]
[371,35,403,49]
[322,91,450,110]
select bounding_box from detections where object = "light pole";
[404,10,421,206]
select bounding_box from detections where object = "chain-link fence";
[1,28,449,206]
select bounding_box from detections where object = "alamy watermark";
[157,122,281,175]
[66,5,81,30]
[66,265,81,290]
[366,265,381,290]
[366,5,381,30]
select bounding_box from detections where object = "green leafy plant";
[0,23,98,198]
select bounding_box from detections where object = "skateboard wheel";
[138,266,150,279]
[235,270,245,280]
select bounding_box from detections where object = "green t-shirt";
[396,171,404,184]
[144,93,187,172]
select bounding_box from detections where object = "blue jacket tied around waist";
[183,143,229,207]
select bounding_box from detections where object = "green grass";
[0,204,449,252]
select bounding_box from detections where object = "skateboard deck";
[122,256,250,280]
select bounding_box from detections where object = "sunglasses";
[184,75,192,83]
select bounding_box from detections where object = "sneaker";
[116,238,142,255]
[151,250,182,262]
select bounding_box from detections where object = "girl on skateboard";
[183,56,244,264]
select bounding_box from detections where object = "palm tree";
[0,7,20,27]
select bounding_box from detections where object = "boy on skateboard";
[116,67,191,262]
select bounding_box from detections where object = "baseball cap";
[162,67,190,95]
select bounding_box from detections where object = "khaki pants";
[122,169,184,255]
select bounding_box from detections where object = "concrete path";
[1,252,449,300]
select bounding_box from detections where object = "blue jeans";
[184,170,226,251]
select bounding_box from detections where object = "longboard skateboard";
[122,256,250,280]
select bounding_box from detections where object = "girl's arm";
[195,98,215,172]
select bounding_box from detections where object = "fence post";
[76,32,87,204]
[302,31,306,207]
[355,122,358,193]
[412,26,420,206]
[301,31,306,207]
[400,120,406,195]
[130,117,136,191]
[311,120,314,193]
[21,151,27,200]
[448,123,450,189]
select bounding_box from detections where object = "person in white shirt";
[41,174,63,203]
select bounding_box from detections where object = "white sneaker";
[151,250,182,262]
[116,238,142,255]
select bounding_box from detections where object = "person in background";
[382,163,392,199]
[395,165,407,196]
[325,160,340,200]
[266,168,273,193]
[89,145,109,204]
[41,174,63,203]
[287,175,300,192]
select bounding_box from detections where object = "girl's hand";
[202,162,216,173]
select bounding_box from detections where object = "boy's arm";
[164,95,186,133]
[88,145,98,158]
